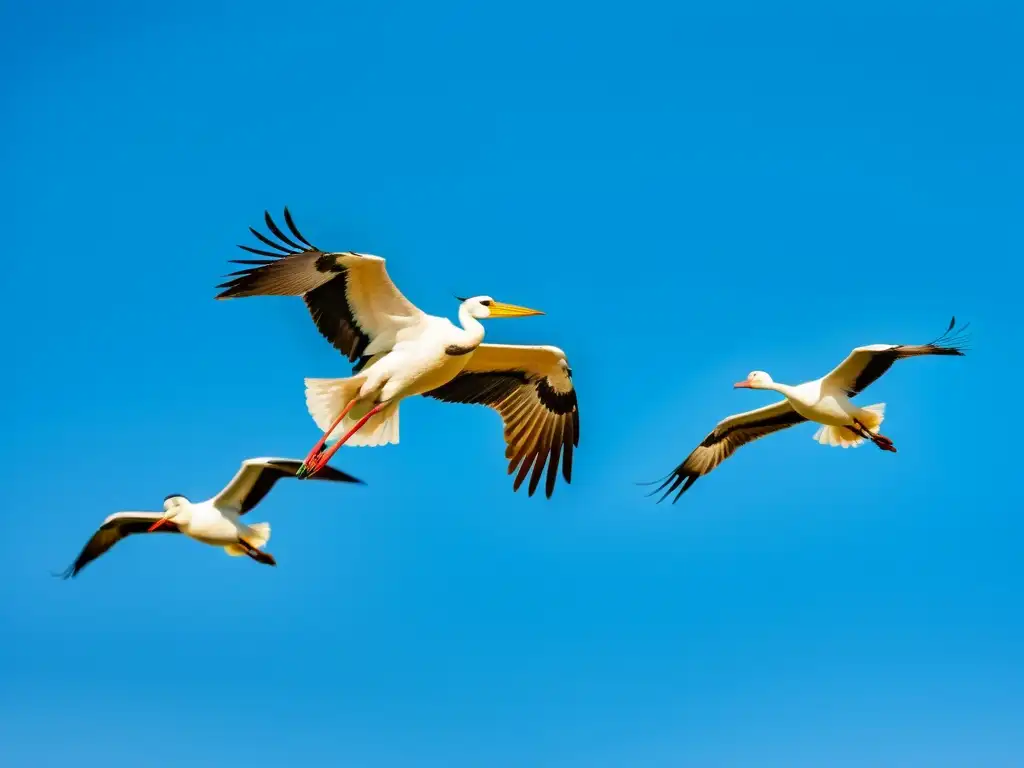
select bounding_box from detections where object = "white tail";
[304,377,400,447]
[813,403,886,448]
[244,522,271,548]
[223,522,272,557]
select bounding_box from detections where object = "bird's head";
[149,494,190,531]
[457,295,544,320]
[734,370,774,389]
[162,494,189,515]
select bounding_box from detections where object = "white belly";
[182,508,245,545]
[790,397,851,426]
[397,352,470,397]
[786,381,858,426]
[368,343,472,402]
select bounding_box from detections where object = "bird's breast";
[787,385,853,426]
[182,508,244,544]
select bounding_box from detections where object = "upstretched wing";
[213,457,363,514]
[216,208,427,362]
[423,344,579,498]
[651,401,807,503]
[824,317,968,397]
[60,512,180,579]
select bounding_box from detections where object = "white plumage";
[651,319,968,502]
[217,209,580,498]
[60,458,362,577]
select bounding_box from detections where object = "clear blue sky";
[1,1,1020,765]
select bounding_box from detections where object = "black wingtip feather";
[248,226,297,254]
[646,468,697,504]
[283,207,316,249]
[929,315,971,355]
[238,244,289,258]
[263,210,304,251]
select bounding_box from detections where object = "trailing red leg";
[298,399,357,478]
[302,404,385,478]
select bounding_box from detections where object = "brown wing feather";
[60,516,181,579]
[215,208,372,362]
[238,461,362,515]
[846,342,965,395]
[424,371,579,498]
[651,403,807,503]
[831,317,969,397]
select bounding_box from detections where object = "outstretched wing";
[651,401,807,503]
[824,317,969,397]
[60,512,180,579]
[423,344,579,498]
[213,457,363,514]
[216,209,427,362]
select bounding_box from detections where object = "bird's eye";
[481,300,492,306]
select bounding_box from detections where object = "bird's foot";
[252,549,277,566]
[238,538,277,566]
[853,419,896,452]
[298,452,328,480]
[300,403,384,479]
[875,437,897,453]
[297,447,326,480]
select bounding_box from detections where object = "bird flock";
[60,209,968,577]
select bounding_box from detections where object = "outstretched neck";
[455,304,486,349]
[763,381,796,398]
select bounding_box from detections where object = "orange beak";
[148,518,170,532]
[733,380,753,388]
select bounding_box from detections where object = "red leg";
[876,439,897,453]
[304,404,384,477]
[853,419,897,453]
[298,399,358,477]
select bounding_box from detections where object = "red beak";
[733,380,753,389]
[148,518,169,532]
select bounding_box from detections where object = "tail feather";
[245,523,271,548]
[813,404,886,449]
[304,377,400,447]
[224,523,271,557]
[344,403,399,447]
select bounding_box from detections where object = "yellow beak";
[488,301,545,318]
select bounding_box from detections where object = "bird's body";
[775,378,874,426]
[60,458,362,577]
[651,320,968,502]
[353,307,485,404]
[217,209,579,497]
[169,500,261,547]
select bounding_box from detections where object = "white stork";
[651,319,968,502]
[216,209,579,499]
[60,458,362,577]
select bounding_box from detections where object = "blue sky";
[1,1,1020,765]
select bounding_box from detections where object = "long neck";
[456,304,486,348]
[763,381,797,398]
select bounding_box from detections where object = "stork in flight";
[216,209,579,499]
[59,458,362,577]
[650,318,968,502]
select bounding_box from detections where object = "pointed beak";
[733,380,753,389]
[487,301,545,318]
[148,514,171,532]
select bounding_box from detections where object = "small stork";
[651,318,968,502]
[59,458,362,577]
